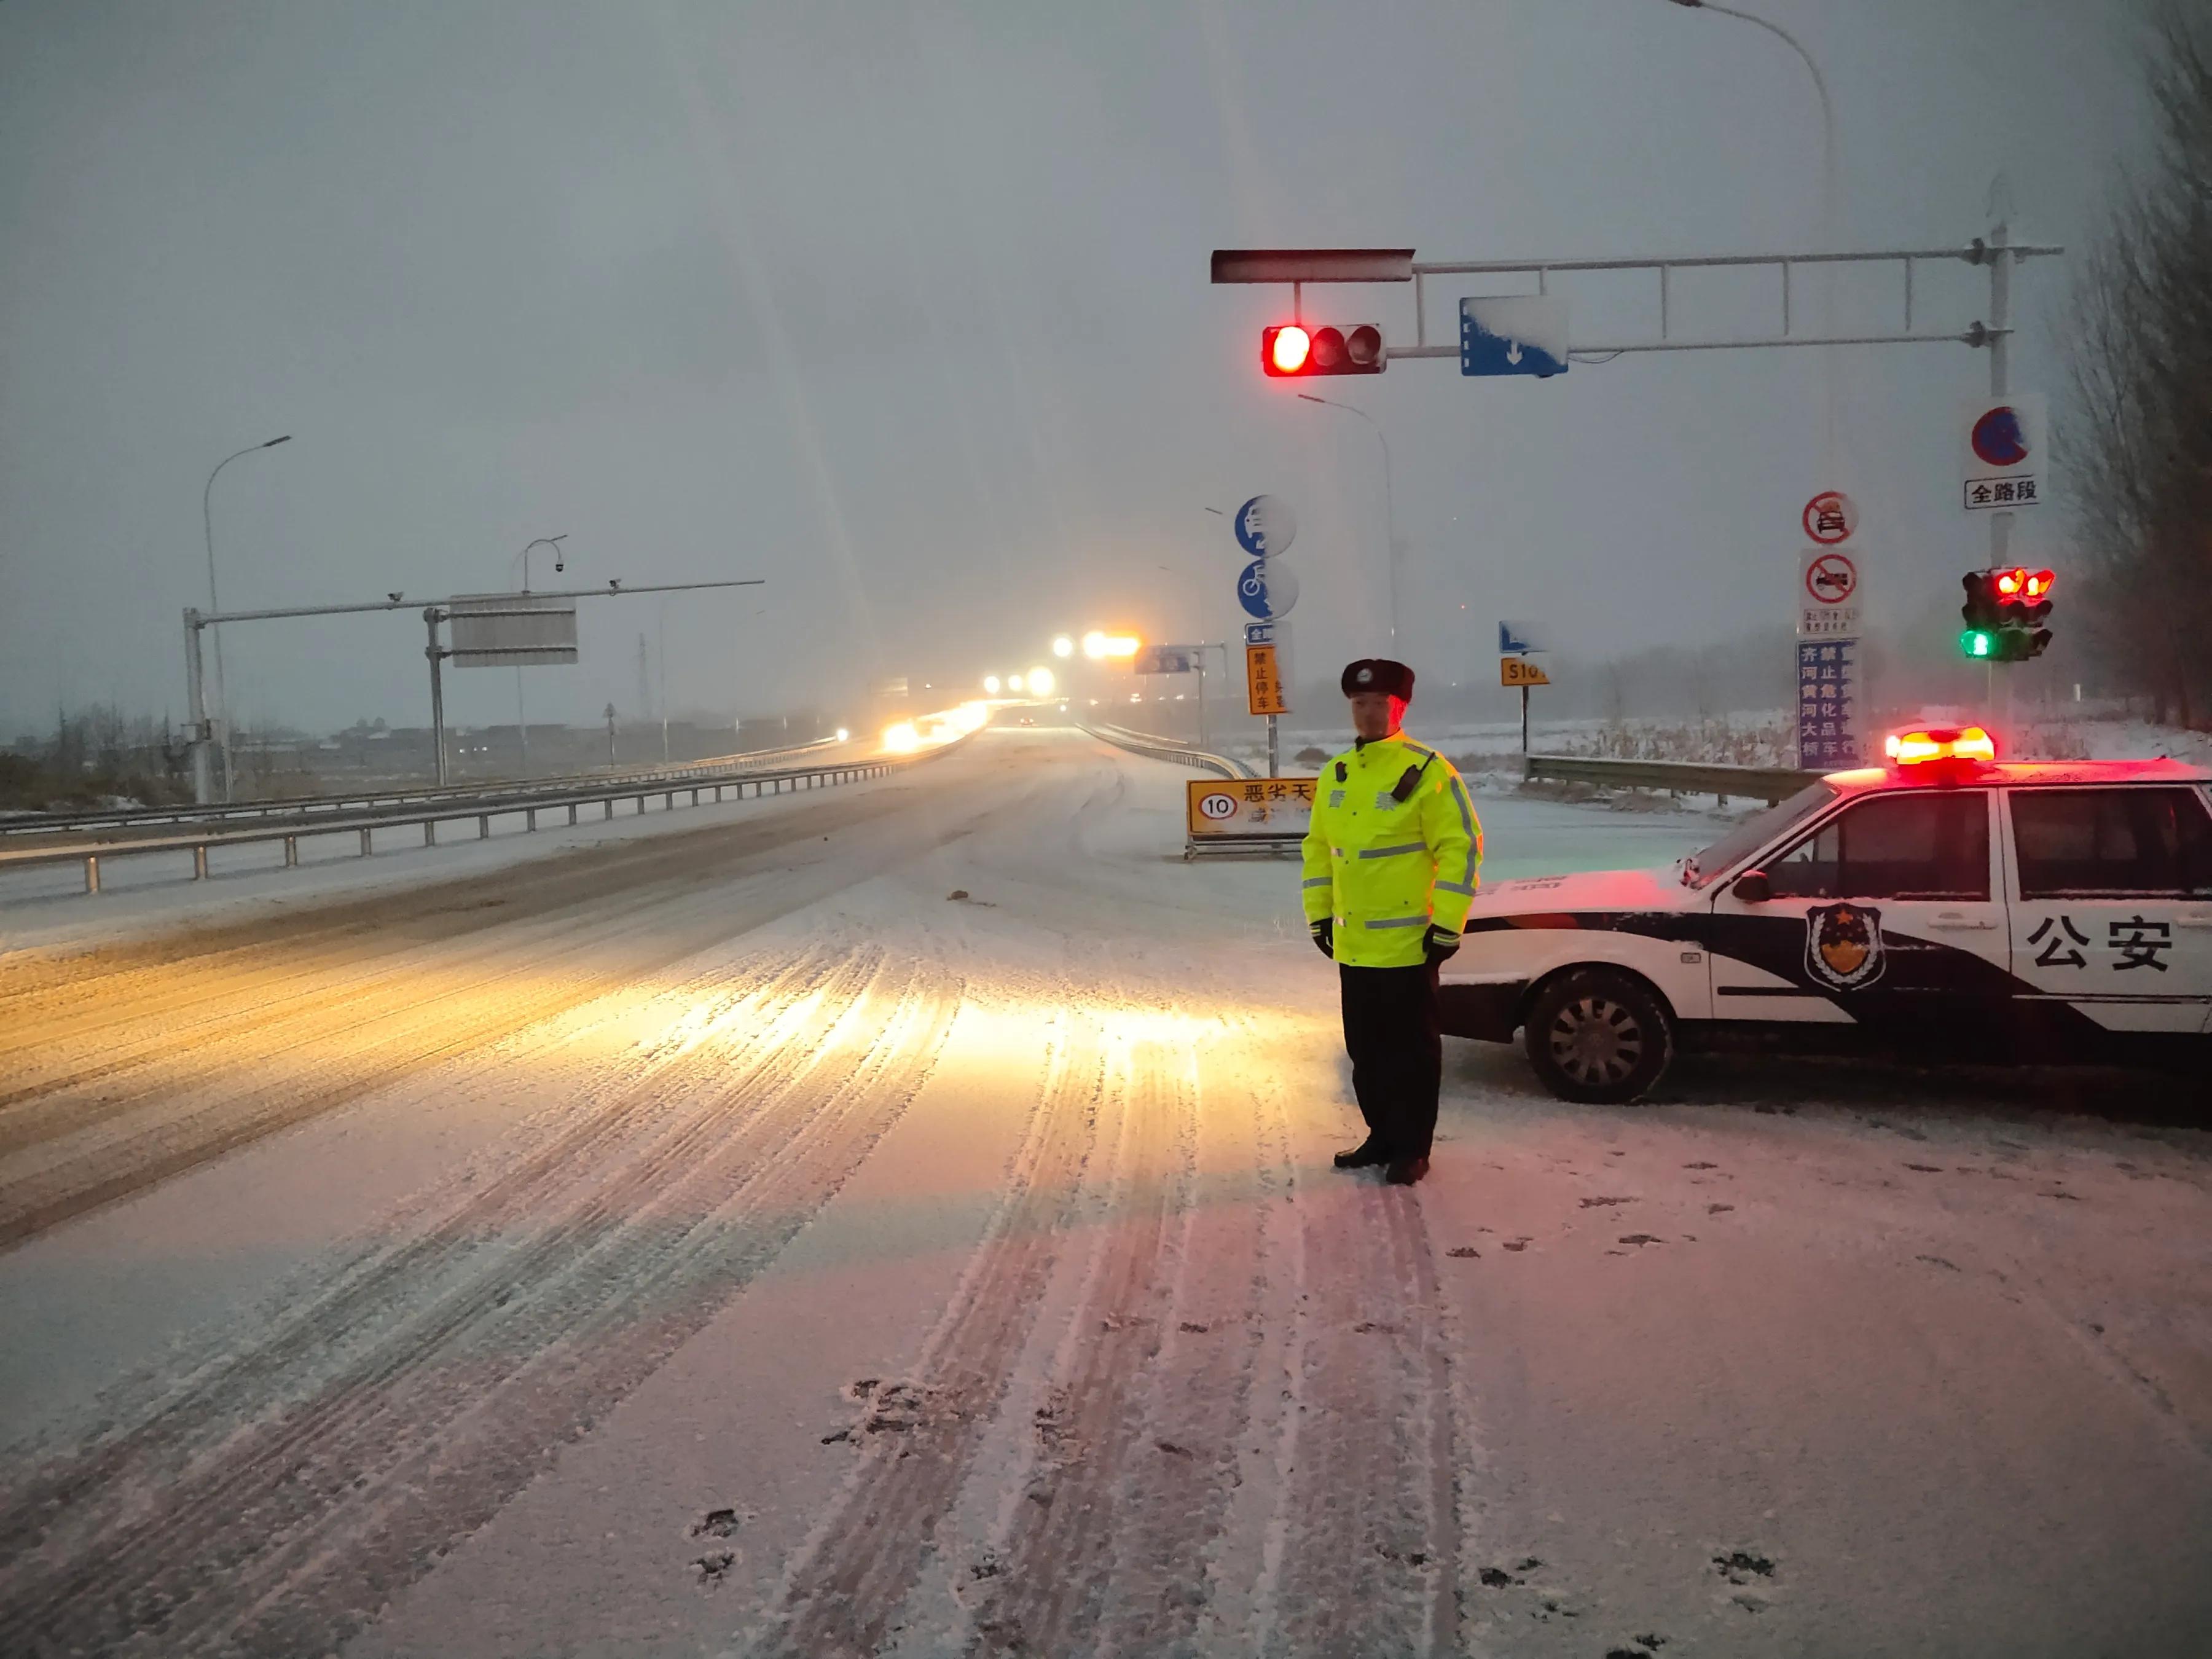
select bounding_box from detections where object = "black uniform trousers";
[1338,961,1443,1160]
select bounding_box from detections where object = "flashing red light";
[1884,724,1997,767]
[2023,569,2055,599]
[1261,321,1384,377]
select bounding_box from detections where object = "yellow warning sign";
[1500,656,1551,687]
[1245,644,1289,715]
[1187,777,1317,837]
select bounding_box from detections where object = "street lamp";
[1296,393,1397,649]
[202,434,292,801]
[1665,0,1836,266]
[508,535,569,777]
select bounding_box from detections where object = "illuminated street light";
[1027,665,1056,697]
[1082,630,1142,661]
[1051,635,1075,658]
[836,727,850,742]
[984,673,1003,694]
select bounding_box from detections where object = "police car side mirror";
[1732,870,1772,905]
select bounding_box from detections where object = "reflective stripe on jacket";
[1299,732,1483,968]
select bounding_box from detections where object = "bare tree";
[2064,3,2212,726]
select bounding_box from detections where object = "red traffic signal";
[1261,323,1384,377]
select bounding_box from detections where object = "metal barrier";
[1523,753,1821,806]
[1078,721,1256,779]
[2,744,950,899]
[1,735,847,838]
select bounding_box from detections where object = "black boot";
[1333,1137,1388,1170]
[1384,1155,1430,1186]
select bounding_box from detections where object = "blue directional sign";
[1498,619,1550,656]
[1461,296,1569,378]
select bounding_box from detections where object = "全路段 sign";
[1961,392,2047,511]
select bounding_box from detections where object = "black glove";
[1311,918,1334,959]
[1423,924,1461,966]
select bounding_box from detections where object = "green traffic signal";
[1961,628,1996,659]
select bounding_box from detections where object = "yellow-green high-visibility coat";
[1300,731,1483,968]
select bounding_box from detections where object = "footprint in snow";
[1501,1237,1532,1252]
[1580,1196,1636,1208]
[1904,1163,1945,1174]
[1712,1550,1776,1583]
[1684,1161,1718,1170]
[1447,1245,1480,1258]
[1618,1234,1663,1247]
[691,1508,741,1539]
[694,1551,735,1586]
[1706,1202,1734,1215]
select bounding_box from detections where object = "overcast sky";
[0,0,2155,737]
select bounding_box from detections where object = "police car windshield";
[1681,782,1838,888]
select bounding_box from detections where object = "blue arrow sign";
[1498,619,1548,656]
[1461,296,1569,378]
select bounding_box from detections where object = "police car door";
[1711,788,2009,1027]
[2003,784,2212,1035]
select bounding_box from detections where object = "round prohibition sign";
[1805,551,1857,606]
[1197,791,1237,821]
[1802,490,1857,545]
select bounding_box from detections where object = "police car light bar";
[1885,725,1997,766]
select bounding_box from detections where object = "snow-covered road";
[2,726,2208,1657]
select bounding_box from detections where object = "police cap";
[1340,658,1414,701]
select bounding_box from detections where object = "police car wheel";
[1524,968,1674,1105]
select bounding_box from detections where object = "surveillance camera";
[554,560,564,573]
[388,591,404,603]
[609,579,621,592]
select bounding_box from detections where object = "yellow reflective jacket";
[1300,732,1483,968]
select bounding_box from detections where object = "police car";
[1438,726,2212,1104]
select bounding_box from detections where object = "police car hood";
[1467,865,1685,919]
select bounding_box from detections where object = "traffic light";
[1959,567,2055,662]
[1261,323,1385,377]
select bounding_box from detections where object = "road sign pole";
[1267,714,1279,779]
[1521,683,1530,756]
[1986,218,2014,576]
[424,607,449,786]
[1195,653,1207,752]
[182,610,212,806]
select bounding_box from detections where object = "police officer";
[1300,659,1482,1185]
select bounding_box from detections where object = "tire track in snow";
[0,949,968,1657]
[753,1002,1110,1659]
[1261,1173,1461,1657]
[961,1032,1184,1657]
[1094,1016,1292,1659]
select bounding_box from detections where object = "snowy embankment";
[0,727,2205,1657]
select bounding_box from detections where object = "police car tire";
[1524,968,1674,1106]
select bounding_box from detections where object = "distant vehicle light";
[883,721,920,753]
[836,728,850,742]
[1884,724,1996,767]
[1051,635,1075,658]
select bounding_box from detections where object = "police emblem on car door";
[1805,903,1885,990]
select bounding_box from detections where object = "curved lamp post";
[202,434,291,800]
[1296,393,1397,649]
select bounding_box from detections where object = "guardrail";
[1079,721,1256,779]
[0,735,847,838]
[0,745,943,899]
[1523,753,1820,806]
